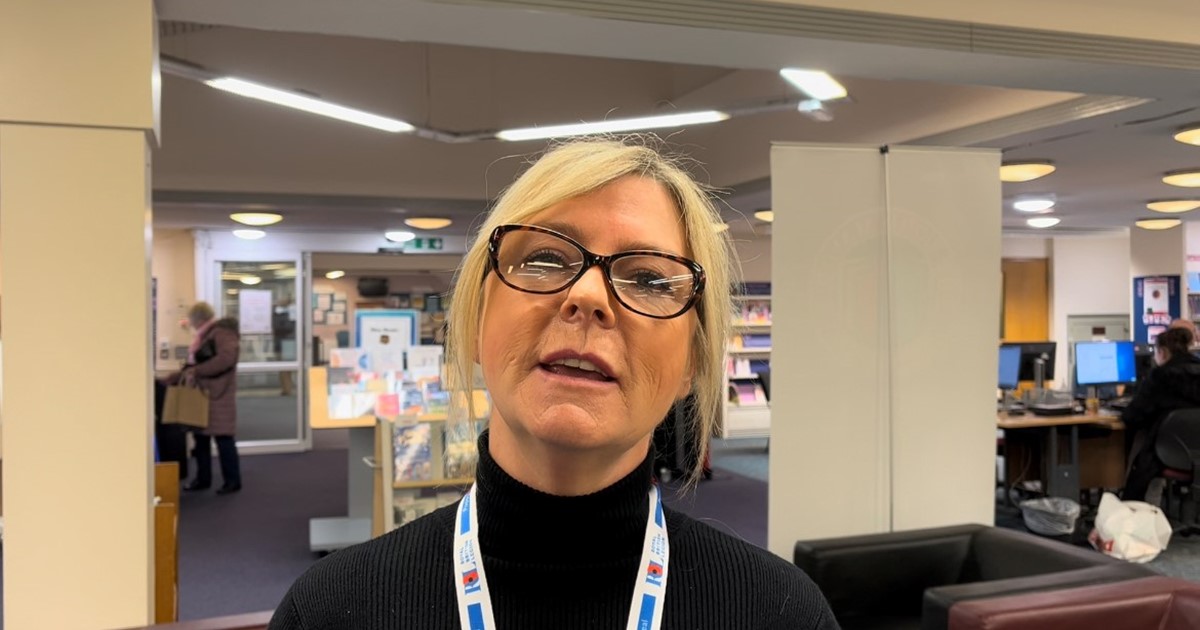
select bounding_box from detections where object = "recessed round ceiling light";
[1000,161,1056,183]
[233,229,266,240]
[753,210,774,222]
[404,217,453,230]
[230,212,283,226]
[385,230,417,243]
[325,270,346,280]
[1174,126,1200,146]
[226,289,239,295]
[1163,170,1200,188]
[1136,218,1182,230]
[1146,200,1200,213]
[1013,198,1056,213]
[1026,217,1061,229]
[239,276,262,285]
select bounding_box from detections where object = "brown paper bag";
[163,384,209,429]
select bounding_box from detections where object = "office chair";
[1155,409,1200,536]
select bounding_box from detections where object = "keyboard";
[1108,396,1133,411]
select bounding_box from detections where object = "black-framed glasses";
[488,224,706,320]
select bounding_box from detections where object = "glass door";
[218,260,306,452]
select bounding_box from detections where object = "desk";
[997,413,1123,500]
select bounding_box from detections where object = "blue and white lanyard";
[454,482,670,630]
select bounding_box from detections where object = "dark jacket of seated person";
[1121,327,1200,501]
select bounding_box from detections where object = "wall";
[311,271,455,355]
[152,229,196,371]
[1049,234,1132,386]
[1002,236,1049,259]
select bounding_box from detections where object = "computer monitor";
[1135,345,1156,383]
[1075,341,1138,386]
[1001,342,1057,382]
[998,345,1022,390]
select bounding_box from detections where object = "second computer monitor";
[1075,341,1138,386]
[1001,342,1057,382]
[998,345,1022,390]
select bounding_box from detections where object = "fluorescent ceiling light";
[496,110,729,142]
[754,210,774,222]
[239,276,262,286]
[1026,217,1060,229]
[385,230,417,243]
[325,270,346,280]
[1147,200,1200,213]
[713,223,730,233]
[1000,161,1056,182]
[404,217,453,230]
[1136,218,1182,230]
[779,69,847,101]
[230,212,283,226]
[1163,170,1200,188]
[1174,126,1200,146]
[205,77,415,133]
[233,229,266,240]
[1013,198,1055,213]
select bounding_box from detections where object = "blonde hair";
[445,137,737,484]
[188,301,215,324]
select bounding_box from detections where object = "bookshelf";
[723,286,772,439]
[373,395,489,535]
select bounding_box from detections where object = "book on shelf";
[739,334,772,348]
[729,381,768,405]
[737,302,772,325]
[737,282,771,297]
[393,423,434,482]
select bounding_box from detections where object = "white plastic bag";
[1091,492,1172,563]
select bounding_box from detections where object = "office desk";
[997,413,1124,500]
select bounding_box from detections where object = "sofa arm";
[920,563,1155,630]
[947,576,1200,630]
[794,525,983,620]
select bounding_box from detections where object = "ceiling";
[151,1,1200,238]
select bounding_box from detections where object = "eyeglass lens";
[495,229,697,317]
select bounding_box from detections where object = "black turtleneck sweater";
[269,433,837,629]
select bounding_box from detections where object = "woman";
[172,301,243,494]
[1122,326,1200,501]
[270,139,837,629]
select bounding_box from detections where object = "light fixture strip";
[779,69,847,101]
[205,77,415,133]
[496,110,730,142]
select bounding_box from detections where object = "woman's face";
[478,176,697,456]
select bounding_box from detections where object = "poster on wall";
[239,289,274,335]
[355,309,419,372]
[1133,275,1181,345]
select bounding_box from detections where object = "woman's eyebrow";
[536,220,681,254]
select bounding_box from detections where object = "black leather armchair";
[794,524,1154,630]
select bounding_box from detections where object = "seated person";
[1121,327,1200,501]
[1168,318,1200,357]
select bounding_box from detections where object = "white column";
[0,1,159,627]
[768,143,999,555]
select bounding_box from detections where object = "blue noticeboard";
[1133,276,1181,345]
[354,309,420,372]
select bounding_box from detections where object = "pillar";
[0,0,160,627]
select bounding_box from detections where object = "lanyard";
[453,482,669,630]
